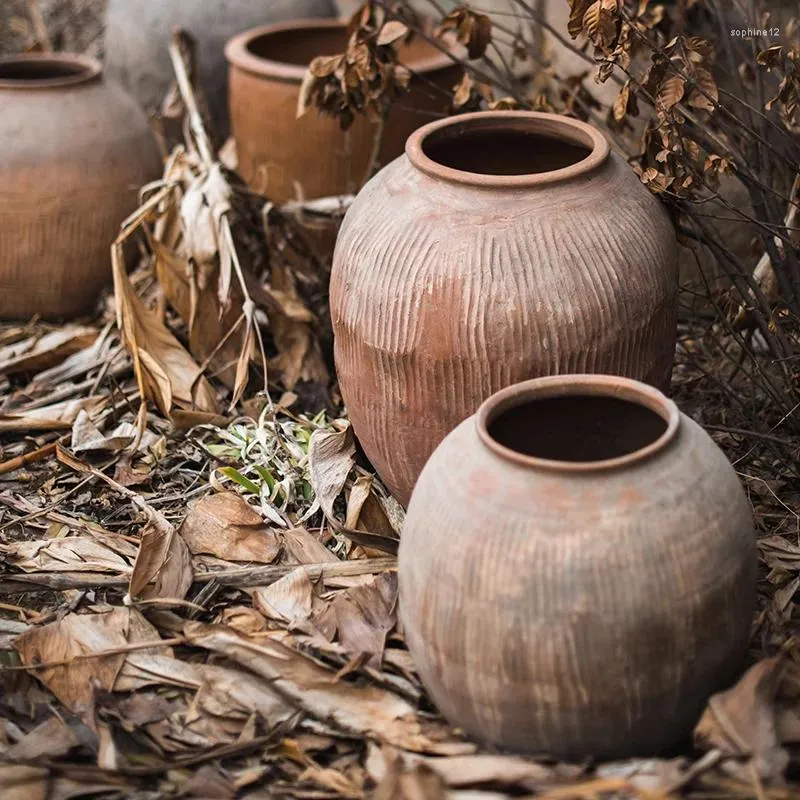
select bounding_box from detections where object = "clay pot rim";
[0,53,102,90]
[476,374,681,473]
[225,18,455,84]
[406,111,611,188]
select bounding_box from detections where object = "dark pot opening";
[246,25,348,66]
[0,55,101,88]
[235,20,451,79]
[407,112,610,187]
[477,375,680,472]
[488,395,668,463]
[423,127,592,176]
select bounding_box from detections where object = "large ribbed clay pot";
[0,54,162,320]
[331,111,679,507]
[399,374,757,759]
[226,20,461,203]
[104,0,336,138]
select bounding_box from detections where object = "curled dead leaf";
[179,491,281,564]
[694,657,800,783]
[377,20,409,47]
[129,512,193,601]
[308,424,356,522]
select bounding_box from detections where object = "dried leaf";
[308,425,356,522]
[152,238,243,391]
[218,605,268,635]
[657,75,686,112]
[465,12,491,59]
[184,622,463,752]
[179,492,280,563]
[438,9,492,60]
[71,410,135,454]
[377,20,408,46]
[252,566,315,624]
[367,744,570,790]
[345,475,374,529]
[3,717,81,761]
[0,766,48,800]
[281,526,339,565]
[2,535,135,574]
[583,0,616,49]
[452,72,474,108]
[15,608,168,711]
[112,243,218,417]
[331,572,397,666]
[0,326,98,376]
[374,756,447,800]
[0,396,106,433]
[694,658,794,782]
[613,81,630,122]
[568,0,592,38]
[757,44,783,70]
[687,67,718,112]
[130,513,193,601]
[194,662,296,727]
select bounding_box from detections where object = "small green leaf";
[206,443,235,457]
[219,467,261,495]
[254,465,276,491]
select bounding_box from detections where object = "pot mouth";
[476,375,680,473]
[406,111,610,188]
[225,18,454,83]
[0,53,102,89]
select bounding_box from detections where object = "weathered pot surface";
[0,54,161,320]
[226,18,461,202]
[399,374,757,759]
[331,111,679,507]
[104,0,336,138]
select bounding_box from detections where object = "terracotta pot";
[104,0,336,139]
[0,54,161,320]
[331,111,679,507]
[225,19,461,203]
[399,374,757,758]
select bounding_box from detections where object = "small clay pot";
[331,111,679,507]
[399,374,757,759]
[226,19,461,203]
[0,54,161,320]
[104,0,336,138]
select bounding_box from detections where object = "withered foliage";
[436,7,492,60]
[113,32,332,430]
[297,2,415,131]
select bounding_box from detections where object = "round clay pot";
[104,0,336,139]
[225,19,461,203]
[0,54,162,320]
[399,374,757,759]
[331,111,679,507]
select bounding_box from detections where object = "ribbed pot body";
[226,20,461,203]
[104,0,335,137]
[0,57,161,320]
[331,112,679,507]
[399,377,757,759]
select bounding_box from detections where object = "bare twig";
[0,557,397,594]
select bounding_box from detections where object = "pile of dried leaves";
[2,304,799,799]
[2,311,800,797]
